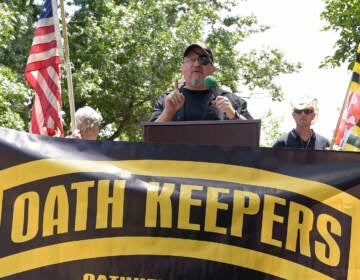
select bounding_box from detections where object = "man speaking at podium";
[149,44,253,122]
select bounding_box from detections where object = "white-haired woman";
[68,106,102,140]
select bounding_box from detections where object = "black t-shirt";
[182,88,217,120]
[150,85,253,121]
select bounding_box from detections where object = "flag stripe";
[25,71,59,121]
[31,95,44,135]
[353,56,360,74]
[24,0,63,137]
[36,17,55,28]
[32,32,56,45]
[27,69,62,116]
[34,25,55,37]
[344,121,360,150]
[352,72,360,84]
[25,56,60,73]
[42,67,62,105]
[27,40,57,55]
[346,135,360,148]
[26,47,59,65]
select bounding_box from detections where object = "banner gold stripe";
[0,237,333,279]
[0,159,359,217]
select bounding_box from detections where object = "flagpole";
[58,0,76,132]
[329,77,351,150]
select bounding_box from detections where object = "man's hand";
[164,79,185,113]
[212,96,247,120]
[155,79,185,122]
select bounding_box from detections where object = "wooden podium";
[142,119,261,147]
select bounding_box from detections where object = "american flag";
[24,0,64,137]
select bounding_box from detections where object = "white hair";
[75,106,103,132]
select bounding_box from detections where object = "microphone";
[204,75,226,120]
[204,75,219,101]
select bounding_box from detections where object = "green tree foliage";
[0,3,15,49]
[1,0,300,140]
[67,0,300,140]
[0,2,35,131]
[320,0,360,69]
[0,1,39,75]
[0,66,32,130]
[259,109,285,147]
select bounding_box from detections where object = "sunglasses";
[294,109,314,115]
[183,55,212,66]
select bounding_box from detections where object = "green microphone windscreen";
[204,75,218,89]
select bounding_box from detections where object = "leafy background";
[0,0,357,144]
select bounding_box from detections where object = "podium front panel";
[142,120,261,147]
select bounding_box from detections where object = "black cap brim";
[183,44,214,63]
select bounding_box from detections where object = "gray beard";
[189,77,203,87]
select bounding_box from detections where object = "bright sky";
[236,0,351,142]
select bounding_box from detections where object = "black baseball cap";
[183,44,214,63]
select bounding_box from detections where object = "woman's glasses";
[294,108,314,115]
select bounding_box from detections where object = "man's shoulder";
[314,131,330,146]
[220,89,245,102]
[220,88,235,96]
[277,131,292,141]
[314,132,328,139]
[272,131,293,147]
[155,93,168,103]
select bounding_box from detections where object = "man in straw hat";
[273,95,330,150]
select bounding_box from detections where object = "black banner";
[0,128,359,280]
